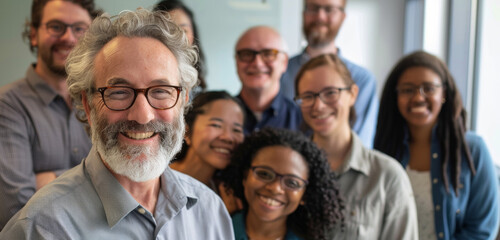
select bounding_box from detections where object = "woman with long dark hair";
[154,0,207,92]
[171,91,245,192]
[220,128,343,240]
[374,51,498,239]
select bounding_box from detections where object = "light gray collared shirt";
[0,65,91,229]
[328,132,418,240]
[0,146,235,240]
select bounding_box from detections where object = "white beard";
[90,107,185,182]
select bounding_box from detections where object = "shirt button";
[138,207,146,214]
[433,178,438,184]
[456,209,461,214]
[438,232,444,238]
[73,148,79,154]
[432,153,438,159]
[435,205,441,211]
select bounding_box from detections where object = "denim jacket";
[401,130,499,239]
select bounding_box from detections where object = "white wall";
[0,0,406,98]
[475,0,500,165]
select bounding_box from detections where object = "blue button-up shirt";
[0,146,235,239]
[237,91,302,135]
[400,130,499,239]
[280,49,378,148]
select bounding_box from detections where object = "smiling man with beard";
[0,9,234,239]
[280,0,379,148]
[0,0,99,230]
[235,26,302,135]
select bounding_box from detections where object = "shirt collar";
[300,47,344,64]
[85,146,198,227]
[237,90,286,116]
[155,168,198,221]
[339,131,370,176]
[25,64,61,106]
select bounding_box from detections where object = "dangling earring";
[441,98,446,104]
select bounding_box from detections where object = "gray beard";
[90,107,185,182]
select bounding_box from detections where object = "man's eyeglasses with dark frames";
[44,20,89,38]
[294,86,351,107]
[236,49,282,63]
[304,4,345,16]
[96,85,183,111]
[250,166,308,191]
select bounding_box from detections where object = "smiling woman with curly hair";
[220,128,344,240]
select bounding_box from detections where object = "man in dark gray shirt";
[0,0,100,229]
[0,9,234,239]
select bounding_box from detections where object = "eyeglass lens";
[304,4,344,15]
[237,49,280,63]
[252,166,307,190]
[98,85,181,111]
[295,87,350,107]
[45,20,89,38]
[396,84,441,97]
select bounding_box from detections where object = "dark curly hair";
[374,51,474,195]
[23,0,102,53]
[220,128,344,240]
[173,90,246,162]
[154,0,207,90]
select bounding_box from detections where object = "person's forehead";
[305,0,345,6]
[95,36,180,86]
[236,28,283,50]
[41,0,92,24]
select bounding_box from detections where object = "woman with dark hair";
[220,128,343,240]
[154,0,207,91]
[170,91,245,192]
[374,51,498,239]
[294,53,418,239]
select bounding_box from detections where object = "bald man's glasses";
[236,49,282,63]
[44,20,89,38]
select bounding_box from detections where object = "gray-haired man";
[0,9,233,239]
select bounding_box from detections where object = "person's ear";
[82,91,92,127]
[349,84,359,107]
[30,27,38,49]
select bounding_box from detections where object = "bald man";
[234,26,302,135]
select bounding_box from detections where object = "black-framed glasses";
[304,4,345,16]
[44,20,89,38]
[396,83,442,98]
[236,48,282,63]
[250,166,308,191]
[96,85,183,111]
[294,86,351,107]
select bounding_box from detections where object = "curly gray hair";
[66,9,198,123]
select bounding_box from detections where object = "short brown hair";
[23,0,102,53]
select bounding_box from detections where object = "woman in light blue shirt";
[375,51,499,239]
[220,128,344,240]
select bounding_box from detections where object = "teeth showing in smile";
[410,106,428,113]
[213,148,230,154]
[259,195,282,207]
[124,132,155,140]
[313,114,330,120]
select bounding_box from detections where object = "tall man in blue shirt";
[0,0,99,229]
[0,9,234,239]
[235,26,302,135]
[280,0,378,148]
